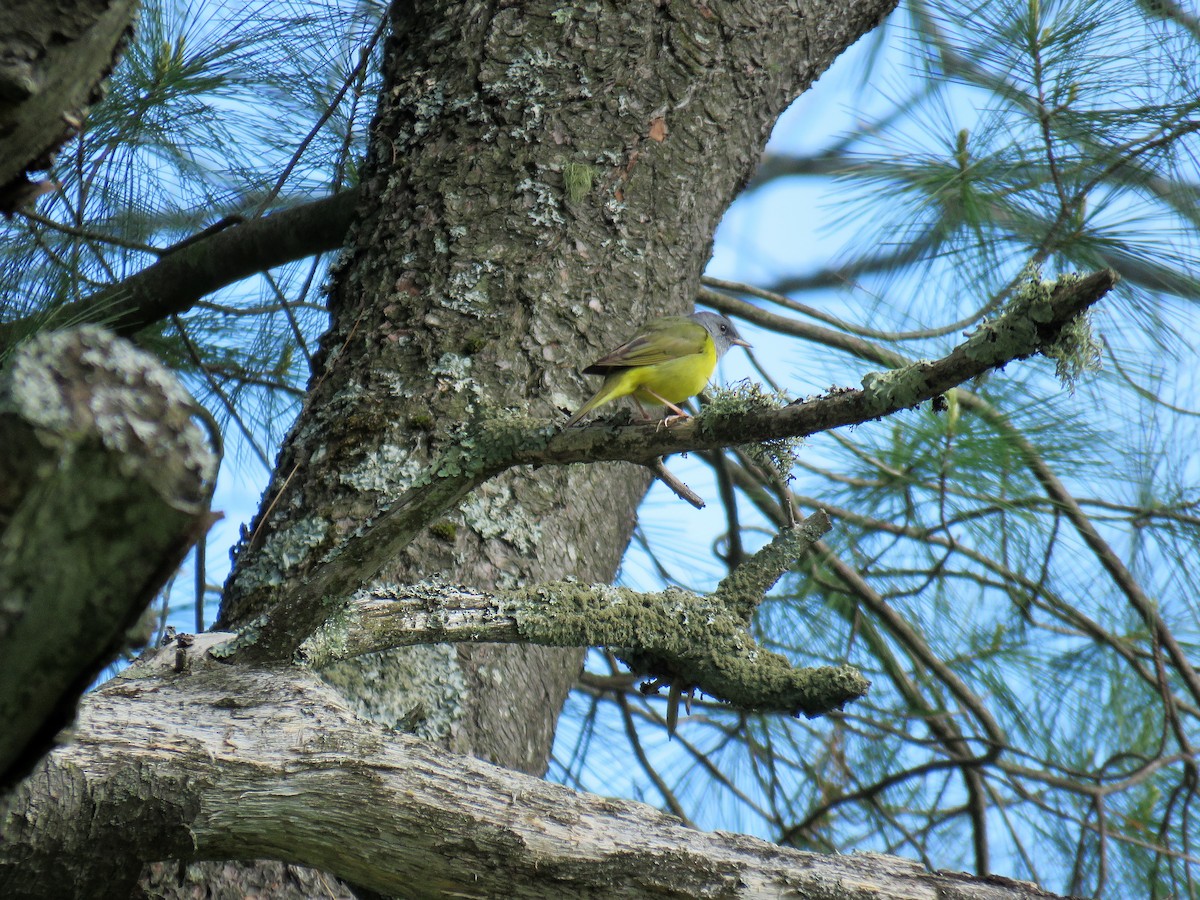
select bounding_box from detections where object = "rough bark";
[0,326,217,792]
[0,0,137,210]
[171,3,895,891]
[0,0,1130,895]
[0,636,1069,900]
[217,0,896,775]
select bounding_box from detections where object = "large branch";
[0,327,218,791]
[235,269,1117,662]
[0,0,137,209]
[0,637,1067,900]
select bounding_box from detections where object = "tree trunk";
[1,0,911,895]
[218,0,895,770]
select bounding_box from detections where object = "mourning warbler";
[563,311,750,428]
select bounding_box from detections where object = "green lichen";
[340,442,424,495]
[702,380,801,480]
[1042,310,1102,392]
[1001,265,1099,391]
[860,364,935,411]
[296,602,354,667]
[516,177,565,227]
[715,518,829,621]
[234,517,330,589]
[503,579,868,716]
[508,581,713,656]
[433,408,554,479]
[444,261,497,317]
[208,614,269,658]
[460,480,542,557]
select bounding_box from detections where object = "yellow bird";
[563,311,751,428]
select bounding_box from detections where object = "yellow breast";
[628,337,718,405]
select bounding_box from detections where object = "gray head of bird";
[690,311,752,357]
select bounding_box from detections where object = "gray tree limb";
[0,0,137,208]
[0,189,360,351]
[0,636,1067,900]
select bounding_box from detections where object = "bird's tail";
[562,378,621,428]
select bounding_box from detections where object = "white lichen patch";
[516,177,566,227]
[432,352,478,392]
[3,326,216,495]
[484,48,563,138]
[441,260,498,316]
[340,442,425,494]
[460,481,542,554]
[235,516,330,587]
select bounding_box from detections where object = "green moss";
[562,161,597,203]
[428,520,458,543]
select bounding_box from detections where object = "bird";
[563,311,751,428]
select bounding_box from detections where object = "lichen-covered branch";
[237,269,1117,665]
[0,327,218,790]
[294,511,864,717]
[0,641,1065,899]
[535,268,1118,466]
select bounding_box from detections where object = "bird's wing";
[582,317,708,373]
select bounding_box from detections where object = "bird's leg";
[640,388,690,427]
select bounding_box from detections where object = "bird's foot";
[657,413,692,430]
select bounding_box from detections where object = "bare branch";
[0,189,359,350]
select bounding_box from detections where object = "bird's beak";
[732,337,752,349]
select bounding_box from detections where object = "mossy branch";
[537,268,1118,464]
[293,510,865,716]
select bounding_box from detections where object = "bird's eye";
[720,324,728,333]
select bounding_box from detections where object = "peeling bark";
[1,638,1067,900]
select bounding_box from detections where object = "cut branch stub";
[0,326,219,790]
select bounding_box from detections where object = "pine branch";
[0,189,359,351]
